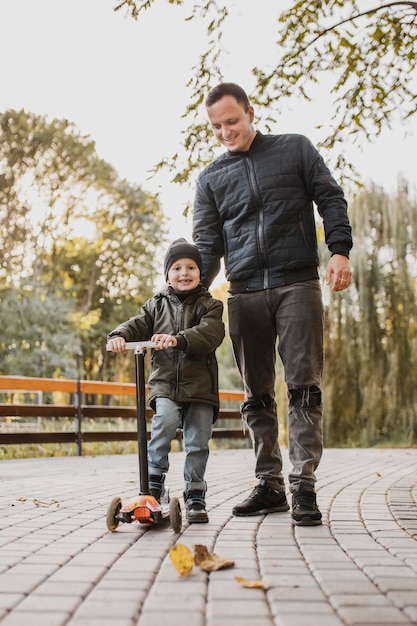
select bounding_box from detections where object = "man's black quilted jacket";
[193,132,353,291]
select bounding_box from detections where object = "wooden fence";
[0,375,248,455]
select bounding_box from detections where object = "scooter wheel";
[106,496,122,532]
[169,496,182,533]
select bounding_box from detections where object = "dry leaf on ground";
[169,544,194,577]
[33,498,60,508]
[194,544,235,572]
[236,576,270,589]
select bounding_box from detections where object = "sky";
[1,0,416,284]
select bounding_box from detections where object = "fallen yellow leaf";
[194,544,235,572]
[169,544,194,577]
[235,576,270,589]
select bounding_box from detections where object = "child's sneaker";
[184,489,208,523]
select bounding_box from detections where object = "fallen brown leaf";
[33,498,60,508]
[194,544,235,572]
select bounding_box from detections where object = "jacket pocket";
[298,212,311,248]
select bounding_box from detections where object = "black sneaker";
[291,486,322,526]
[232,479,290,516]
[184,490,209,524]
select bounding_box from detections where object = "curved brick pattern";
[0,449,416,625]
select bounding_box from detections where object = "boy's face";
[167,257,200,292]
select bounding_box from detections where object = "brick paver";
[1,448,416,625]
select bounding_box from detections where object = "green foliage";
[216,333,242,392]
[0,109,168,380]
[114,1,417,197]
[253,1,417,180]
[0,285,80,378]
[114,0,183,19]
[323,179,417,446]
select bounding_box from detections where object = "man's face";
[207,95,256,152]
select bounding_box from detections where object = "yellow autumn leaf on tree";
[169,544,194,577]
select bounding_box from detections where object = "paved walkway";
[1,447,417,626]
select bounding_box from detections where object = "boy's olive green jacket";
[108,285,225,419]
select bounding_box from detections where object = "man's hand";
[326,254,352,292]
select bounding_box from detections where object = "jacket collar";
[226,130,263,156]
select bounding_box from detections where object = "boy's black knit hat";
[163,238,202,280]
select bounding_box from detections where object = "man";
[192,82,352,526]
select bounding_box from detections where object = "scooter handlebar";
[106,341,157,351]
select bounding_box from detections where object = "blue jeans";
[228,280,324,493]
[148,397,214,493]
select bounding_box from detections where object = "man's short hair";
[205,83,251,111]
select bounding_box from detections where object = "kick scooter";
[105,341,182,533]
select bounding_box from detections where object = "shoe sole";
[187,517,209,524]
[233,503,290,516]
[292,517,322,526]
[186,513,209,523]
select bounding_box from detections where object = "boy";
[107,238,225,523]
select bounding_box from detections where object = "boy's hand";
[151,334,177,350]
[107,337,127,352]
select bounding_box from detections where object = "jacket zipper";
[174,301,184,401]
[206,355,215,394]
[246,156,269,289]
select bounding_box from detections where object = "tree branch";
[301,2,417,52]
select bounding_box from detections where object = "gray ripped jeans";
[228,280,324,494]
